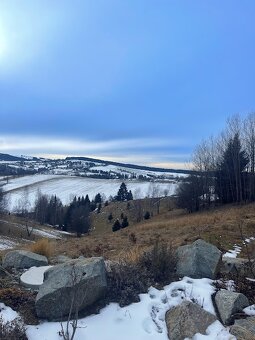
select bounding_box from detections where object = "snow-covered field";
[0,277,239,340]
[89,164,185,179]
[2,175,177,211]
[1,174,60,192]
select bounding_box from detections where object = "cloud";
[0,134,189,169]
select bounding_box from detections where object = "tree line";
[17,182,134,236]
[177,113,255,212]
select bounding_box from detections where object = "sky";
[0,1,255,168]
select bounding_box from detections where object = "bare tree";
[193,138,217,207]
[0,187,8,214]
[60,264,87,340]
[133,199,143,222]
[243,113,255,201]
[34,190,49,224]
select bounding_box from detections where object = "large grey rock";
[176,239,221,279]
[215,290,249,325]
[50,255,72,265]
[35,257,107,320]
[220,257,254,276]
[2,250,48,269]
[230,316,255,339]
[165,301,217,340]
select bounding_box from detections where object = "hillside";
[0,152,190,179]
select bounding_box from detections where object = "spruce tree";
[116,182,128,201]
[121,216,129,228]
[112,219,121,232]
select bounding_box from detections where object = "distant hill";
[0,152,193,177]
[66,156,194,175]
[0,153,40,162]
[0,153,25,162]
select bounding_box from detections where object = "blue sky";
[0,1,255,168]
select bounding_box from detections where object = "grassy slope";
[53,201,255,261]
[1,199,255,261]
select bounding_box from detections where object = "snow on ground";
[24,277,235,340]
[245,236,255,243]
[223,245,242,258]
[0,303,19,322]
[244,304,255,316]
[20,266,53,288]
[4,176,177,211]
[0,236,18,250]
[223,236,255,258]
[1,174,59,192]
[89,164,186,179]
[0,218,69,240]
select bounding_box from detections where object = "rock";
[176,239,221,279]
[165,301,217,340]
[35,257,107,320]
[50,255,71,264]
[215,290,249,325]
[230,316,255,339]
[2,250,48,269]
[220,257,253,276]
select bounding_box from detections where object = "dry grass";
[29,239,53,258]
[52,202,255,261]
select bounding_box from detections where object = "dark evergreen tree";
[94,193,102,204]
[216,133,249,203]
[112,219,121,232]
[121,216,129,228]
[116,182,128,201]
[108,212,113,223]
[90,200,97,211]
[97,203,102,213]
[71,204,91,237]
[176,175,204,213]
[144,211,150,220]
[127,190,133,201]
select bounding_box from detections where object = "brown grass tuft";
[29,239,53,258]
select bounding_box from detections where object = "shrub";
[138,239,177,284]
[108,213,113,223]
[112,220,121,232]
[0,316,27,340]
[107,240,177,306]
[144,211,150,220]
[30,238,52,258]
[121,216,129,228]
[107,261,149,306]
[0,288,37,325]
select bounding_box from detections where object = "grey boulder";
[220,257,253,276]
[35,257,107,320]
[166,301,217,340]
[176,239,221,279]
[230,316,255,339]
[215,290,249,325]
[2,250,48,269]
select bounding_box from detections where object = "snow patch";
[20,266,53,288]
[223,245,242,259]
[243,304,255,316]
[25,277,234,340]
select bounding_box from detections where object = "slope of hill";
[0,153,190,180]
